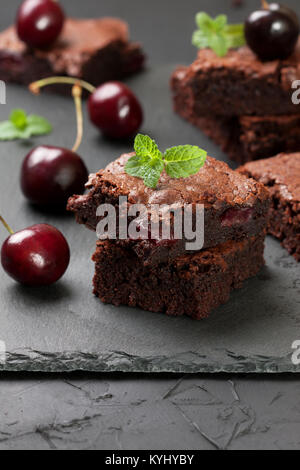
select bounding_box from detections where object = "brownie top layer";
[181,40,300,90]
[85,153,268,209]
[240,153,300,202]
[0,18,129,74]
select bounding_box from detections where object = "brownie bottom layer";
[187,113,300,165]
[172,78,300,164]
[92,235,265,320]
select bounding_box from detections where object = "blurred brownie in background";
[0,18,145,93]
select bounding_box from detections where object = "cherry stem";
[29,77,88,153]
[72,84,83,153]
[261,0,269,9]
[0,215,14,235]
[29,76,96,95]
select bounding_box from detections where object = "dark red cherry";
[1,224,70,286]
[88,81,143,139]
[21,145,88,208]
[16,0,65,49]
[268,3,300,25]
[245,3,300,61]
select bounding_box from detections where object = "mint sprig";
[125,134,207,189]
[0,109,52,141]
[192,12,245,57]
[164,145,207,179]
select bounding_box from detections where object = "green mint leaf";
[192,30,209,49]
[225,24,246,48]
[25,115,52,136]
[0,121,25,141]
[214,15,227,31]
[164,145,207,163]
[208,32,228,57]
[10,109,27,130]
[125,154,164,189]
[125,136,207,189]
[165,157,207,179]
[0,112,52,141]
[192,12,245,57]
[195,12,215,33]
[128,135,163,188]
[134,134,162,160]
[125,155,151,178]
[143,159,164,188]
[164,145,207,179]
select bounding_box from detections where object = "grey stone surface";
[1,373,300,450]
[0,65,299,373]
[0,0,300,450]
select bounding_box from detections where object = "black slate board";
[0,65,299,373]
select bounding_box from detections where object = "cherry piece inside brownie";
[239,152,300,261]
[0,18,145,92]
[68,153,270,267]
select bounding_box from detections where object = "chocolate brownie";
[68,153,270,266]
[170,42,300,117]
[172,67,300,163]
[0,18,144,92]
[93,234,265,319]
[239,153,300,261]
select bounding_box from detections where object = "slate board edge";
[0,349,297,373]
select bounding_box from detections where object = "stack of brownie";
[171,43,300,164]
[68,153,270,320]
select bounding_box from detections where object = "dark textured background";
[0,0,300,450]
